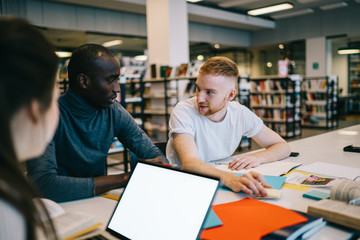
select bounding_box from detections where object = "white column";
[306,37,327,77]
[146,0,189,71]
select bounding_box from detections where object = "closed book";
[262,211,324,240]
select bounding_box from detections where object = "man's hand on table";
[222,171,272,197]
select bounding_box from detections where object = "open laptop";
[80,161,219,240]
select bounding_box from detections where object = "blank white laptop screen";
[106,161,219,240]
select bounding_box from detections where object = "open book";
[307,179,360,230]
[39,198,101,240]
[213,156,301,176]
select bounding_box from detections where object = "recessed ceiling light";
[247,3,293,16]
[319,2,347,11]
[55,51,72,58]
[102,40,123,47]
[337,48,360,55]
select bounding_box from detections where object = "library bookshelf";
[247,75,302,138]
[301,75,338,129]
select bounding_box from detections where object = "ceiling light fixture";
[102,40,123,47]
[271,8,314,19]
[319,2,347,11]
[134,55,148,61]
[247,3,293,16]
[337,48,360,55]
[187,0,202,3]
[55,51,72,58]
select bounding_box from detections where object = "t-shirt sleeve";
[241,106,264,138]
[168,103,195,137]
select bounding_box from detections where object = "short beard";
[198,96,227,116]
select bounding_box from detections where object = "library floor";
[108,114,360,174]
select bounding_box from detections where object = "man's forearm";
[181,157,228,180]
[94,172,131,195]
[251,142,291,163]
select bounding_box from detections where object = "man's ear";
[79,73,89,89]
[227,88,236,101]
[28,100,41,124]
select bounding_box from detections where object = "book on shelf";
[38,198,101,240]
[262,210,325,240]
[184,81,196,95]
[164,66,173,77]
[150,64,157,78]
[275,81,284,91]
[175,63,188,76]
[307,179,360,230]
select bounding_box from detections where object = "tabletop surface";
[61,124,360,239]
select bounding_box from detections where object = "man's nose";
[197,91,205,102]
[113,80,120,92]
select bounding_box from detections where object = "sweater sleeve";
[115,106,165,160]
[26,139,94,203]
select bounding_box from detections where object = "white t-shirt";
[166,97,263,165]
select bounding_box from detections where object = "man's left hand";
[228,155,264,171]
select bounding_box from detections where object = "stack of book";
[262,211,325,240]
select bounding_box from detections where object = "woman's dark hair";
[0,17,58,239]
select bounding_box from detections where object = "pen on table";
[100,194,120,201]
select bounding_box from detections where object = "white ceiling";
[47,0,355,19]
[40,28,147,52]
[42,0,359,51]
[199,0,351,15]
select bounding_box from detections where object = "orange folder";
[200,198,307,240]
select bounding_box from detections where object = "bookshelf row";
[247,75,302,138]
[115,74,338,144]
